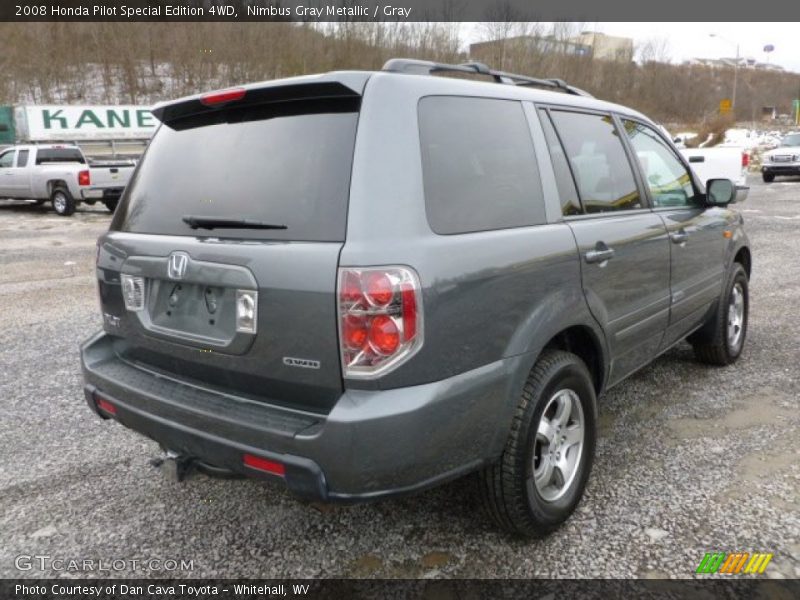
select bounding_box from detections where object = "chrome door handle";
[585,248,615,264]
[670,231,689,244]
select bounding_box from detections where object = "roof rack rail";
[381,58,593,98]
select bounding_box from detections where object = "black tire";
[103,198,119,213]
[479,349,597,537]
[690,263,749,366]
[762,172,775,183]
[51,186,76,216]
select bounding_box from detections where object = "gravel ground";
[0,183,797,580]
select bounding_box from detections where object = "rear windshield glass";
[35,148,85,164]
[111,99,359,241]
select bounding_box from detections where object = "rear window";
[418,96,545,235]
[111,99,359,241]
[35,148,85,164]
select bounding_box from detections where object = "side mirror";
[706,178,736,206]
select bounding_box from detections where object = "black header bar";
[4,0,800,22]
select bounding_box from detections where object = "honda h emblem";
[167,252,189,280]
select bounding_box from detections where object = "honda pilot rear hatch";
[99,75,368,413]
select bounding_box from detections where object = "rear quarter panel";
[342,74,602,394]
[30,164,81,198]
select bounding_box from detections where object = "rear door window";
[112,99,359,242]
[418,96,545,234]
[538,109,581,216]
[550,111,642,214]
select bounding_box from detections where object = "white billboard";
[16,105,157,141]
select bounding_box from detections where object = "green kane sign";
[16,105,157,141]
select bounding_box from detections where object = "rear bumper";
[80,332,521,502]
[81,187,124,200]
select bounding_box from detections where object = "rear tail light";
[337,266,423,378]
[235,290,258,334]
[78,170,91,186]
[741,151,750,168]
[120,274,145,311]
[243,453,285,477]
[200,87,246,106]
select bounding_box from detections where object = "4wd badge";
[283,357,321,370]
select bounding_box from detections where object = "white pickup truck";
[0,144,135,216]
[678,145,749,189]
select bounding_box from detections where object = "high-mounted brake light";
[200,87,246,106]
[337,266,423,378]
[78,170,91,186]
[243,453,285,477]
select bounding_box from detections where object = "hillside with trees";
[2,21,798,128]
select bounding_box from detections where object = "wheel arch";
[540,325,606,396]
[508,317,609,412]
[734,245,751,279]
[47,179,69,195]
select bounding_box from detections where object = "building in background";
[469,31,633,64]
[687,57,785,72]
[569,31,634,61]
[469,35,591,62]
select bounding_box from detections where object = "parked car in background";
[81,59,752,537]
[760,132,800,182]
[0,144,134,215]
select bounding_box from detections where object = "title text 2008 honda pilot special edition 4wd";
[81,59,751,537]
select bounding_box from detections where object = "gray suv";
[81,59,751,537]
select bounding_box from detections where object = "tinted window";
[550,111,641,214]
[0,151,13,168]
[418,97,545,234]
[538,109,581,216]
[16,150,29,167]
[623,120,699,208]
[112,100,359,242]
[35,148,85,164]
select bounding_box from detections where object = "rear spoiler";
[152,72,370,125]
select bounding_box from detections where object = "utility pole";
[710,33,741,118]
[732,42,739,111]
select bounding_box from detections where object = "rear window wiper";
[182,215,288,230]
